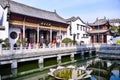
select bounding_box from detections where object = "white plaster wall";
[107,35,112,44]
[9,27,20,45]
[112,36,120,44]
[0,6,9,40]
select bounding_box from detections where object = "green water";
[1,52,120,80]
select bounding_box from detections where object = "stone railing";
[0,43,113,57]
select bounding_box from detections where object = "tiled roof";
[66,16,77,22]
[109,19,120,23]
[87,30,109,34]
[66,16,86,24]
[88,17,108,26]
[0,0,67,24]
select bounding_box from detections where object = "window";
[83,34,86,37]
[82,34,88,38]
[81,25,82,30]
[83,26,85,31]
[77,24,79,30]
[77,33,80,39]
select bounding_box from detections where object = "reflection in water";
[110,70,120,80]
[9,60,120,80]
[3,58,120,80]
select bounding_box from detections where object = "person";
[56,38,60,47]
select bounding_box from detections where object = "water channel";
[0,53,120,80]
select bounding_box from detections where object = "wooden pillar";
[60,27,62,47]
[50,28,52,46]
[23,17,26,38]
[101,34,104,43]
[37,27,39,43]
[94,35,96,43]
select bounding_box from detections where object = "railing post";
[57,55,61,65]
[11,60,17,77]
[54,43,56,48]
[0,44,2,54]
[10,44,14,55]
[71,53,74,62]
[20,44,23,53]
[81,51,84,59]
[43,43,45,48]
[38,57,44,70]
[28,43,31,49]
[89,50,92,58]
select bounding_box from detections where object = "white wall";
[0,6,9,40]
[9,27,20,45]
[107,35,112,44]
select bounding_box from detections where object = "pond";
[2,56,120,80]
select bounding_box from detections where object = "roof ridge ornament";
[54,9,56,13]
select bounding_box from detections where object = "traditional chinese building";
[0,0,68,45]
[87,17,112,43]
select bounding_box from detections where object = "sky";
[12,0,120,23]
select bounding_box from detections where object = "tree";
[111,26,120,35]
[62,38,72,45]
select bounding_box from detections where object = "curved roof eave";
[9,0,67,24]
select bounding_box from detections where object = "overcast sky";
[13,0,120,23]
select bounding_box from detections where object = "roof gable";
[66,16,86,24]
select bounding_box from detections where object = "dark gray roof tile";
[109,19,120,23]
[1,0,67,24]
[88,18,108,26]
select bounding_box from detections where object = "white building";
[0,3,9,40]
[66,16,91,44]
[109,18,120,27]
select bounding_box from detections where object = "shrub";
[62,38,72,45]
[3,38,10,47]
[0,39,3,43]
[116,40,120,44]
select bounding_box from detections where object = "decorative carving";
[10,32,17,39]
